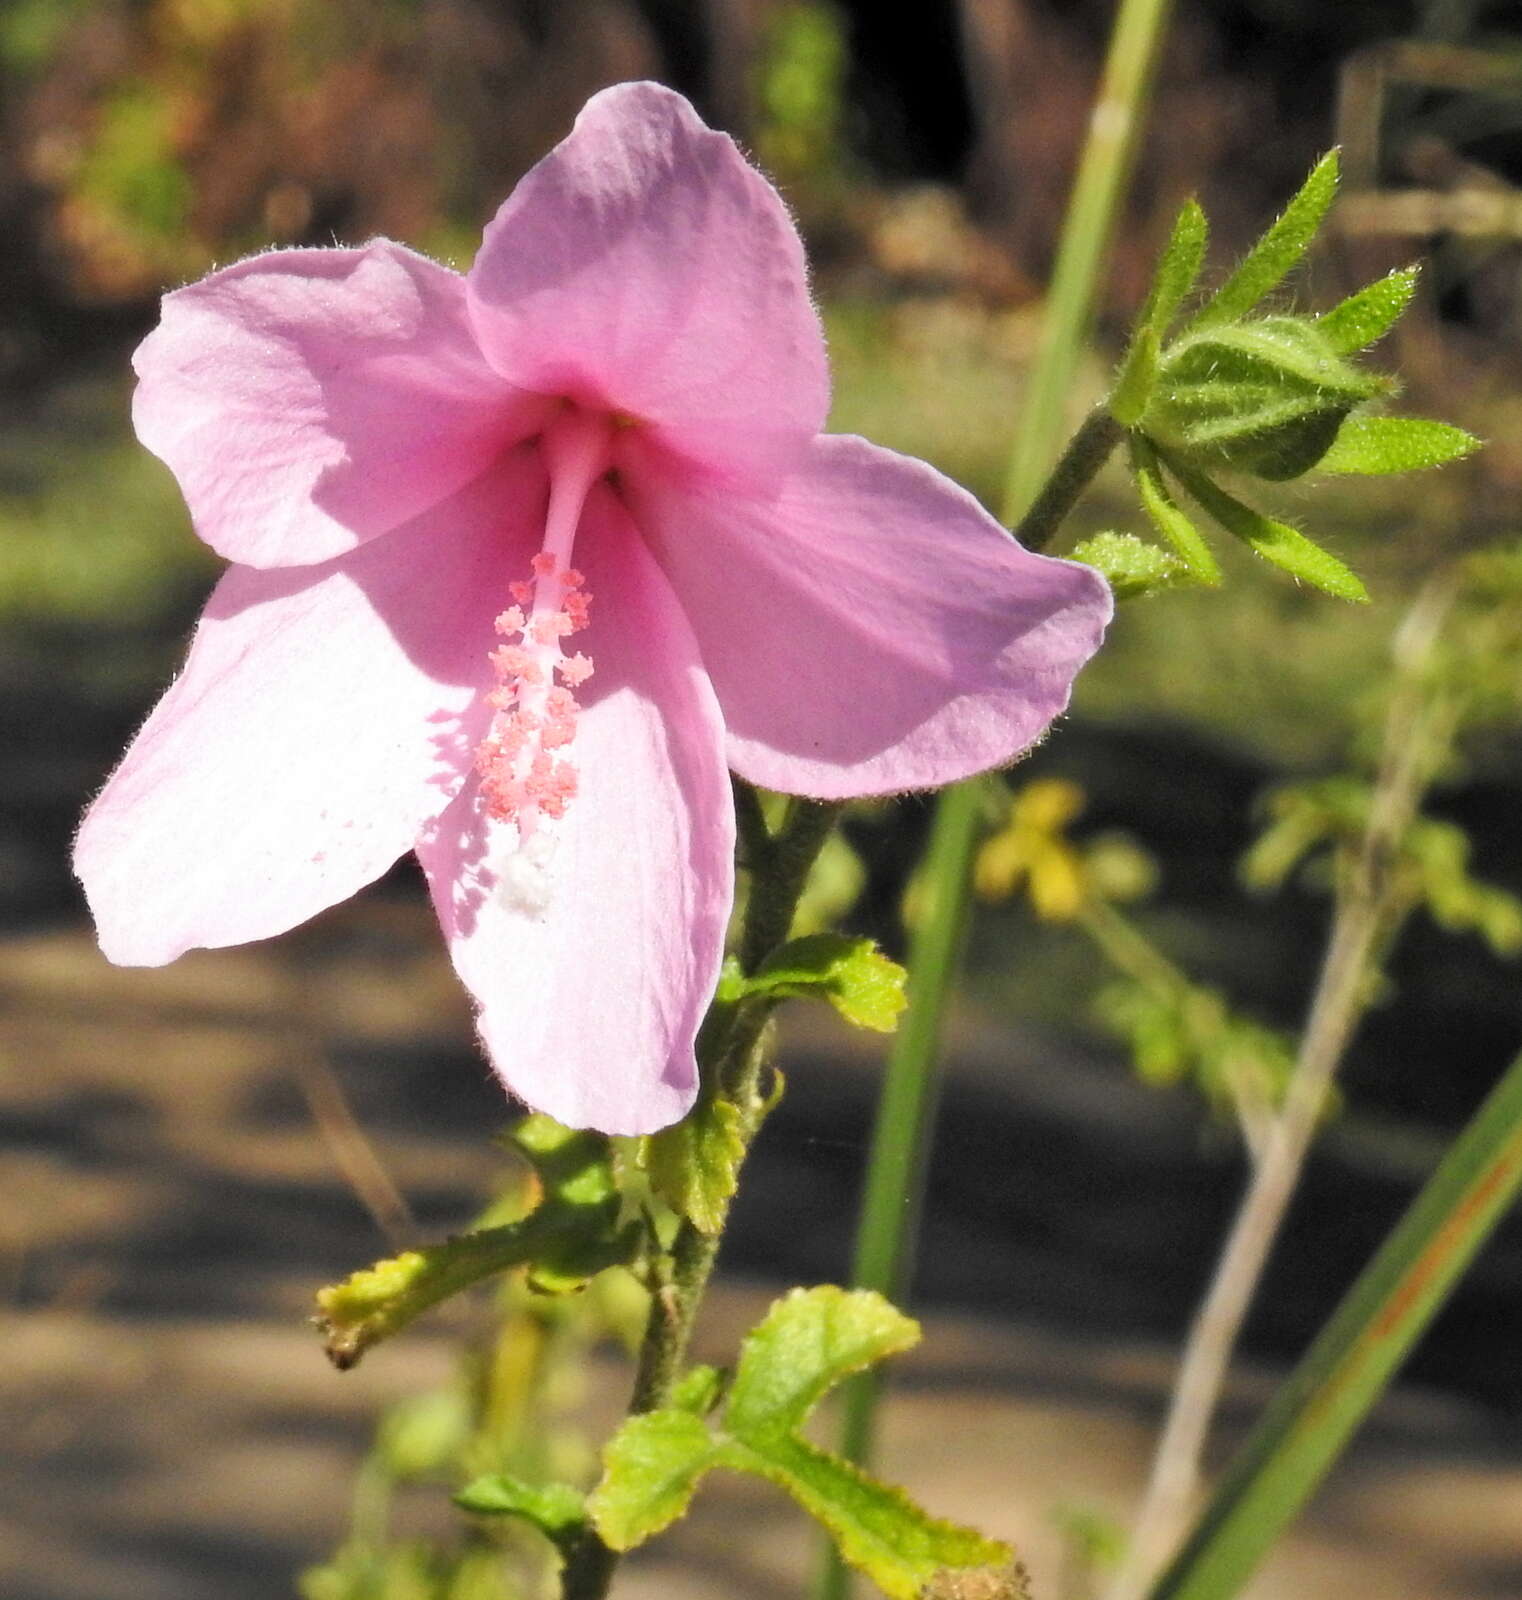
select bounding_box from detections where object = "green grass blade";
[1315,266,1420,354]
[1188,151,1339,331]
[1148,1048,1522,1600]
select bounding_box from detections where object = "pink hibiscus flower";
[74,82,1111,1135]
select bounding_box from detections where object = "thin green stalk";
[823,5,1175,1596]
[1146,1044,1522,1600]
[836,779,986,1461]
[563,794,841,1600]
[1014,407,1126,553]
[1002,0,1177,523]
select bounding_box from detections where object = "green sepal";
[1316,265,1420,354]
[1069,531,1185,600]
[1164,453,1369,603]
[742,932,908,1033]
[644,1082,745,1236]
[1130,435,1222,584]
[588,1288,1011,1599]
[1138,197,1209,341]
[1187,150,1339,330]
[1109,325,1160,428]
[315,1115,633,1367]
[1316,414,1479,475]
[1145,317,1385,481]
[453,1474,588,1552]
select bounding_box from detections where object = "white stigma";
[491,829,558,919]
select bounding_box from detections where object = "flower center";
[474,406,613,915]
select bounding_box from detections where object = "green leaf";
[1151,1048,1522,1600]
[587,1408,724,1548]
[1130,437,1222,584]
[1146,317,1384,481]
[315,1115,630,1366]
[589,1288,1011,1599]
[1109,325,1160,428]
[645,1087,745,1235]
[1138,197,1209,341]
[744,933,908,1033]
[1316,415,1480,475]
[1188,150,1339,330]
[1070,531,1184,600]
[721,1433,1011,1600]
[670,1363,726,1416]
[454,1474,587,1550]
[1316,265,1420,354]
[1164,453,1368,603]
[726,1285,919,1442]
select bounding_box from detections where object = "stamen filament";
[473,408,611,913]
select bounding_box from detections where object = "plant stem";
[1106,579,1459,1600]
[836,779,986,1465]
[1014,408,1126,553]
[822,8,1175,1597]
[1150,1041,1522,1600]
[1001,0,1177,525]
[562,794,842,1600]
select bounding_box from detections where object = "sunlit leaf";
[743,933,908,1033]
[1130,438,1221,584]
[1164,454,1368,603]
[1188,150,1339,330]
[454,1474,587,1551]
[1316,415,1479,475]
[1316,265,1420,354]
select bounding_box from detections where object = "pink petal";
[467,81,828,489]
[134,240,550,568]
[417,484,733,1135]
[627,432,1114,797]
[76,450,547,965]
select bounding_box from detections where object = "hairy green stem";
[822,7,1175,1597]
[562,793,842,1600]
[1013,408,1126,553]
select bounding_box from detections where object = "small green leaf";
[1130,437,1222,584]
[670,1363,726,1416]
[721,1433,1012,1600]
[645,1087,745,1235]
[745,933,908,1033]
[1164,454,1368,603]
[1070,531,1184,600]
[454,1474,587,1550]
[1316,415,1479,475]
[316,1114,629,1366]
[1109,325,1160,427]
[587,1408,724,1548]
[1138,197,1209,341]
[1316,265,1419,354]
[508,1114,618,1210]
[725,1285,918,1442]
[589,1287,1010,1596]
[1189,150,1339,330]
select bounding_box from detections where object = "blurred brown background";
[4,2,1522,1597]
